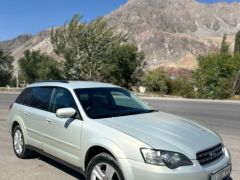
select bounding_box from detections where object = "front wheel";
[86,153,125,180]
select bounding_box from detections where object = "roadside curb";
[140,96,240,104]
[0,91,20,95]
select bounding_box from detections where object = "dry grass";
[230,95,240,100]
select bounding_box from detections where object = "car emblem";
[209,151,217,157]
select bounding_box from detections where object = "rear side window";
[16,87,54,111]
[16,88,33,106]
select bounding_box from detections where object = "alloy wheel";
[91,163,120,180]
[14,129,23,155]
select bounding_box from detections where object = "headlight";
[140,148,193,169]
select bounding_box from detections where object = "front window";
[51,88,77,113]
[74,88,155,119]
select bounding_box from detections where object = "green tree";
[220,33,230,55]
[195,33,240,99]
[51,14,127,80]
[141,69,171,95]
[18,50,62,84]
[195,54,240,99]
[0,49,13,86]
[102,43,145,89]
[234,31,240,54]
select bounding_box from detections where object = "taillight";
[9,103,13,111]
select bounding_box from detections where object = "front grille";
[197,144,224,165]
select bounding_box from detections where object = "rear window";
[16,87,54,111]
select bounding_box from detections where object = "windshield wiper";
[112,109,158,117]
[146,109,159,113]
[112,111,142,117]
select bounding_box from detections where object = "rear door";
[44,87,82,167]
[16,87,54,150]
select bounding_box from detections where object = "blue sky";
[0,0,239,41]
[199,0,240,2]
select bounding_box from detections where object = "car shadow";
[27,153,235,180]
[36,154,85,180]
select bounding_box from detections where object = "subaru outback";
[8,81,231,180]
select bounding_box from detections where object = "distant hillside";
[106,0,240,70]
[0,30,53,71]
[0,34,33,52]
[0,0,240,72]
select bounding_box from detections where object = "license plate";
[210,165,231,180]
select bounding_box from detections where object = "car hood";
[98,111,221,159]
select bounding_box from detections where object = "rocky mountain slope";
[106,0,240,70]
[0,0,240,71]
[0,30,53,70]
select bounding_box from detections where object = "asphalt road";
[0,93,239,180]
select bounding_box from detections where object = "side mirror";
[56,108,76,119]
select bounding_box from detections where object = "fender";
[81,137,136,179]
[81,136,127,169]
[11,116,29,144]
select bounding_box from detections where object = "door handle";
[46,119,52,124]
[23,112,29,117]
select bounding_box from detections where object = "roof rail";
[32,80,69,84]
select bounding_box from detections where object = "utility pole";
[233,70,240,95]
[16,70,19,89]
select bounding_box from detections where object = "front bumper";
[118,147,231,180]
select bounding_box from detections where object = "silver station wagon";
[8,81,231,180]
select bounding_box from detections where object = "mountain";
[0,34,33,52]
[0,30,53,70]
[0,0,240,71]
[106,0,240,70]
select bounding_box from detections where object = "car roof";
[27,81,119,90]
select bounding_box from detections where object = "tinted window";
[52,88,77,113]
[31,87,54,111]
[16,88,32,106]
[111,91,143,109]
[75,88,154,119]
[16,87,53,111]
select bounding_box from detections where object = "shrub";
[141,69,171,95]
[170,78,196,98]
[0,50,13,86]
[195,53,240,99]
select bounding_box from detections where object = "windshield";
[74,88,155,119]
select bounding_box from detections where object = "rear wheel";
[86,153,124,180]
[12,125,32,158]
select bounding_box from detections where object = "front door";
[45,87,83,167]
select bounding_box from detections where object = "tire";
[86,153,125,180]
[12,125,32,159]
